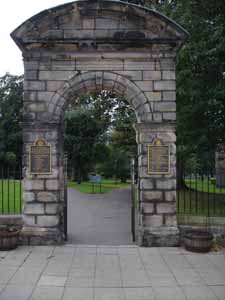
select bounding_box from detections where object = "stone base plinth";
[139,226,180,247]
[20,226,64,245]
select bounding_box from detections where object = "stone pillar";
[215,146,225,188]
[22,123,64,245]
[136,123,179,246]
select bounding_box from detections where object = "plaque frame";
[29,138,52,175]
[147,138,170,175]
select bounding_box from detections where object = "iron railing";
[177,170,225,217]
[0,165,22,214]
[1,163,225,219]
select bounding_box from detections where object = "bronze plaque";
[30,138,51,174]
[148,138,170,174]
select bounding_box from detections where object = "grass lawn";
[1,176,225,217]
[0,178,130,214]
[0,180,22,214]
[185,178,225,194]
[68,178,130,194]
[177,178,225,217]
[177,188,225,217]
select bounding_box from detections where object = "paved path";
[67,187,133,245]
[0,245,225,299]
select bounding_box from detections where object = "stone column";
[136,123,179,246]
[22,123,64,245]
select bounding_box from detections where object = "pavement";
[1,187,225,299]
[67,187,133,245]
[0,245,225,299]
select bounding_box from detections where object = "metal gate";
[63,155,68,241]
[131,158,136,242]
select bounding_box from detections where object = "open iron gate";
[63,155,68,241]
[63,156,137,243]
[131,158,136,242]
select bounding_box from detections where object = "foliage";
[65,91,136,182]
[111,100,137,158]
[0,75,136,182]
[97,98,137,183]
[2,1,225,174]
[77,91,118,134]
[0,224,20,232]
[0,74,23,164]
[97,146,131,182]
[65,107,109,182]
[145,0,225,168]
[5,152,17,165]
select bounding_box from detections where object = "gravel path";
[67,187,133,245]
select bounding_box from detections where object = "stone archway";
[47,71,151,123]
[11,0,187,246]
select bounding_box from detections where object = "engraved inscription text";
[148,144,170,174]
[30,139,51,174]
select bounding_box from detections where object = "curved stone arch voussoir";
[48,71,152,123]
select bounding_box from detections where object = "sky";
[0,0,74,76]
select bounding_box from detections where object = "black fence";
[177,170,225,217]
[0,165,23,214]
[1,162,225,218]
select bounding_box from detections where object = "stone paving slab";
[211,286,225,300]
[63,287,93,300]
[0,245,224,300]
[30,286,64,300]
[0,285,33,300]
[153,286,186,300]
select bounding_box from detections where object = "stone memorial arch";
[11,0,187,246]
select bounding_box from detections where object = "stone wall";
[11,0,187,246]
[21,54,179,246]
[137,123,178,246]
[178,215,225,246]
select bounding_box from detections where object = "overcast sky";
[0,0,73,76]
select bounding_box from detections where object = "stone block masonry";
[11,0,187,246]
[136,123,179,246]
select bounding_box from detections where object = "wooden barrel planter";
[184,230,213,253]
[0,227,20,251]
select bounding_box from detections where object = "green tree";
[97,146,131,183]
[64,108,109,182]
[111,100,137,158]
[65,92,137,182]
[145,0,225,169]
[0,73,23,164]
[65,91,120,182]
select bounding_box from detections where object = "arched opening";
[47,71,151,124]
[53,71,151,244]
[65,91,137,244]
[11,0,187,246]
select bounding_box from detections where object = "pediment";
[11,1,188,52]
